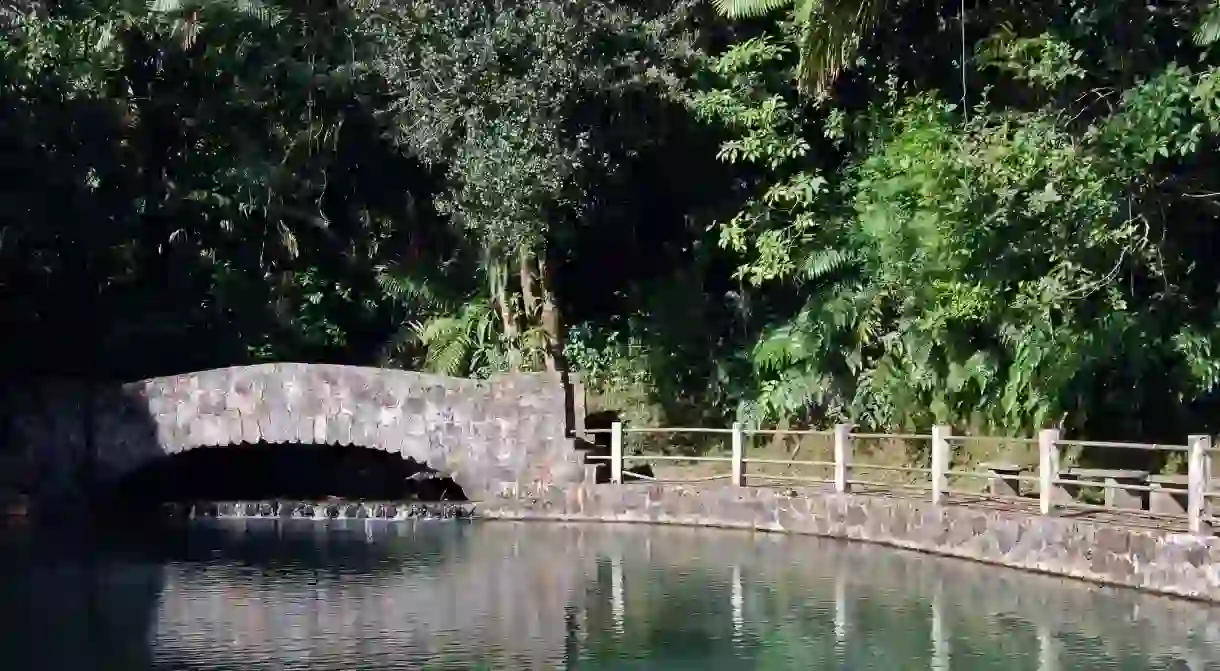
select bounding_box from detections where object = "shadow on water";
[0,518,480,671]
[0,522,165,670]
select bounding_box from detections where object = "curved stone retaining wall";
[476,483,1220,603]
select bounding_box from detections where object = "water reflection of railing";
[141,521,1220,669]
[584,424,1220,534]
[567,524,1220,669]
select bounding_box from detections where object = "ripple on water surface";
[0,518,1217,670]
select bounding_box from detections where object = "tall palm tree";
[711,0,890,94]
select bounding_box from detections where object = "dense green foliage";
[5,0,1220,442]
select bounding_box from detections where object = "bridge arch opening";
[104,442,467,511]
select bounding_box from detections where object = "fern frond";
[415,315,462,345]
[375,267,443,306]
[800,247,855,281]
[425,332,471,376]
[753,325,816,373]
[416,314,472,375]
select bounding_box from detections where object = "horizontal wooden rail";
[945,469,1040,483]
[1055,439,1187,452]
[848,479,931,491]
[747,474,831,484]
[1051,478,1157,493]
[948,435,1039,444]
[746,429,834,437]
[849,463,930,475]
[622,427,735,434]
[623,455,730,463]
[942,487,1029,502]
[744,458,834,467]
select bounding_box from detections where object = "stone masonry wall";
[2,364,584,506]
[478,483,1220,602]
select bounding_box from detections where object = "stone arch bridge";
[2,364,586,505]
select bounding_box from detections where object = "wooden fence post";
[1188,434,1211,535]
[834,424,852,494]
[730,422,745,486]
[931,425,951,505]
[1038,428,1060,516]
[610,421,623,484]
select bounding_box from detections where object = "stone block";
[398,435,427,464]
[225,371,262,413]
[345,368,375,405]
[263,408,293,444]
[155,418,179,452]
[240,413,262,444]
[350,417,379,447]
[295,380,326,416]
[312,415,328,444]
[424,385,446,404]
[293,415,313,444]
[327,413,353,445]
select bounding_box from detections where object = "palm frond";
[795,0,887,95]
[1197,1,1220,46]
[147,0,286,48]
[147,0,286,26]
[710,0,892,95]
[711,0,796,20]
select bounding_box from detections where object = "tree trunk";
[488,259,521,371]
[518,248,542,370]
[536,253,566,374]
[518,247,539,321]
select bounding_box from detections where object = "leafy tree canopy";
[5,0,1220,447]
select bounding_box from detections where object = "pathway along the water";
[0,520,1215,670]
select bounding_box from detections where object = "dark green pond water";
[0,519,1216,670]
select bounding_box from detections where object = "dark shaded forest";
[5,0,1220,448]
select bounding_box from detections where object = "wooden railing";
[582,424,1220,535]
